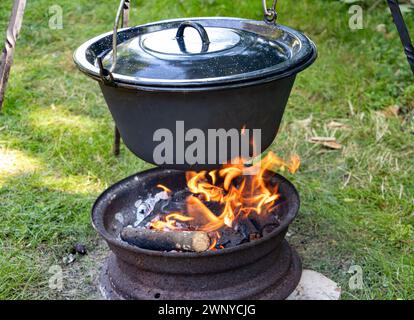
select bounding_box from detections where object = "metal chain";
[262,0,278,23]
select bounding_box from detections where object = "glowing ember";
[149,152,300,240]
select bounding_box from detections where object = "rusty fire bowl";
[92,168,301,300]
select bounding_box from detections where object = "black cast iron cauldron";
[74,2,317,170]
[92,168,301,300]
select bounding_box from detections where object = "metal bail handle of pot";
[95,0,130,86]
[110,0,130,74]
[102,0,279,77]
[262,0,278,23]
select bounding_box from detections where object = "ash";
[133,191,170,227]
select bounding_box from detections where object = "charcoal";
[249,212,280,234]
[171,189,191,203]
[147,189,191,215]
[217,228,246,248]
[71,243,87,255]
[249,233,261,241]
[162,201,186,214]
[237,218,260,242]
[153,199,171,214]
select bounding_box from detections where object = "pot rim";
[74,17,317,92]
[91,167,300,258]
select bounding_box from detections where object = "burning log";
[121,227,211,252]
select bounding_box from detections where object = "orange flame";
[150,213,193,231]
[208,231,220,250]
[157,184,172,193]
[151,152,300,237]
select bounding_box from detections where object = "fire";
[150,213,194,231]
[151,151,300,238]
[208,231,220,250]
[156,184,172,193]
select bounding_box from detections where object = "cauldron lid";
[75,17,316,88]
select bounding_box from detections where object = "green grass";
[0,0,413,299]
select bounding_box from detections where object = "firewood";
[121,227,211,252]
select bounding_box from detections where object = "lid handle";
[175,21,210,53]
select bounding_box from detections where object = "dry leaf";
[379,105,400,118]
[375,24,387,34]
[310,136,336,142]
[321,141,342,150]
[348,100,355,116]
[327,121,349,129]
[309,136,343,150]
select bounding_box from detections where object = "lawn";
[0,0,413,300]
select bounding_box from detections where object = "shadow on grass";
[0,166,105,299]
